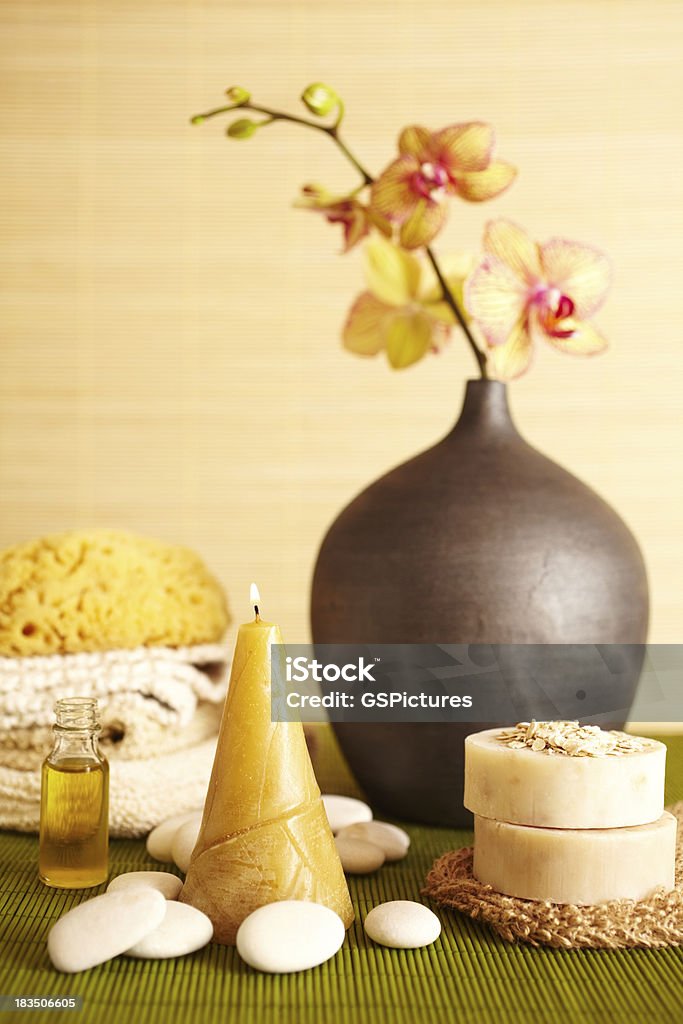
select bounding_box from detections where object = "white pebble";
[146,811,203,863]
[337,821,410,862]
[334,834,385,874]
[172,817,202,873]
[322,794,372,834]
[125,901,213,959]
[364,901,441,949]
[107,871,183,901]
[236,900,345,973]
[48,889,167,973]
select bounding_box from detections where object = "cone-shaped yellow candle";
[179,585,354,944]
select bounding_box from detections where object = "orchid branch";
[191,93,488,378]
[424,249,488,378]
[192,101,373,186]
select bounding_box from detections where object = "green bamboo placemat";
[2,729,683,1024]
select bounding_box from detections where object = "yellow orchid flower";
[370,123,516,250]
[296,184,391,253]
[343,238,472,369]
[465,219,611,379]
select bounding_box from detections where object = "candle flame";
[249,583,261,605]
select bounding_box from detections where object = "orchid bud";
[225,85,251,104]
[227,118,260,140]
[301,82,339,117]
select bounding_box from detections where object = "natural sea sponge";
[0,529,230,656]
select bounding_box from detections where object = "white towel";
[0,739,216,837]
[0,642,229,763]
[0,642,230,835]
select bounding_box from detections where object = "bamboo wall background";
[1,0,682,645]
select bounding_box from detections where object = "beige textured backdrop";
[1,0,682,645]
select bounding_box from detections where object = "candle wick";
[254,604,260,621]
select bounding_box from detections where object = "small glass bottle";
[39,697,109,888]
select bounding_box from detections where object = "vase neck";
[449,379,516,439]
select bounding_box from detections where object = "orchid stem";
[425,247,488,379]
[197,101,374,187]
[325,129,373,187]
[192,97,488,377]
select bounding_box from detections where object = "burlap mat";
[423,802,683,949]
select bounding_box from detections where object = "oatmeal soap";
[464,721,666,829]
[473,810,676,904]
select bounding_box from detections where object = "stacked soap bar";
[464,721,676,905]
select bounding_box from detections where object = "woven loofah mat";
[423,802,683,949]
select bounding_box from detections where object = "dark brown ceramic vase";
[311,379,649,826]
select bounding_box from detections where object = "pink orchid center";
[411,160,450,201]
[531,284,576,339]
[326,200,358,225]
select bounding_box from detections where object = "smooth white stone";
[172,816,202,873]
[48,889,167,973]
[337,821,410,861]
[334,834,385,874]
[107,871,183,901]
[322,794,372,834]
[146,811,203,863]
[364,901,441,949]
[124,900,213,959]
[236,900,345,973]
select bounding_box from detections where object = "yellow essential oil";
[39,697,109,888]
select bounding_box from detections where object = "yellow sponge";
[0,529,230,656]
